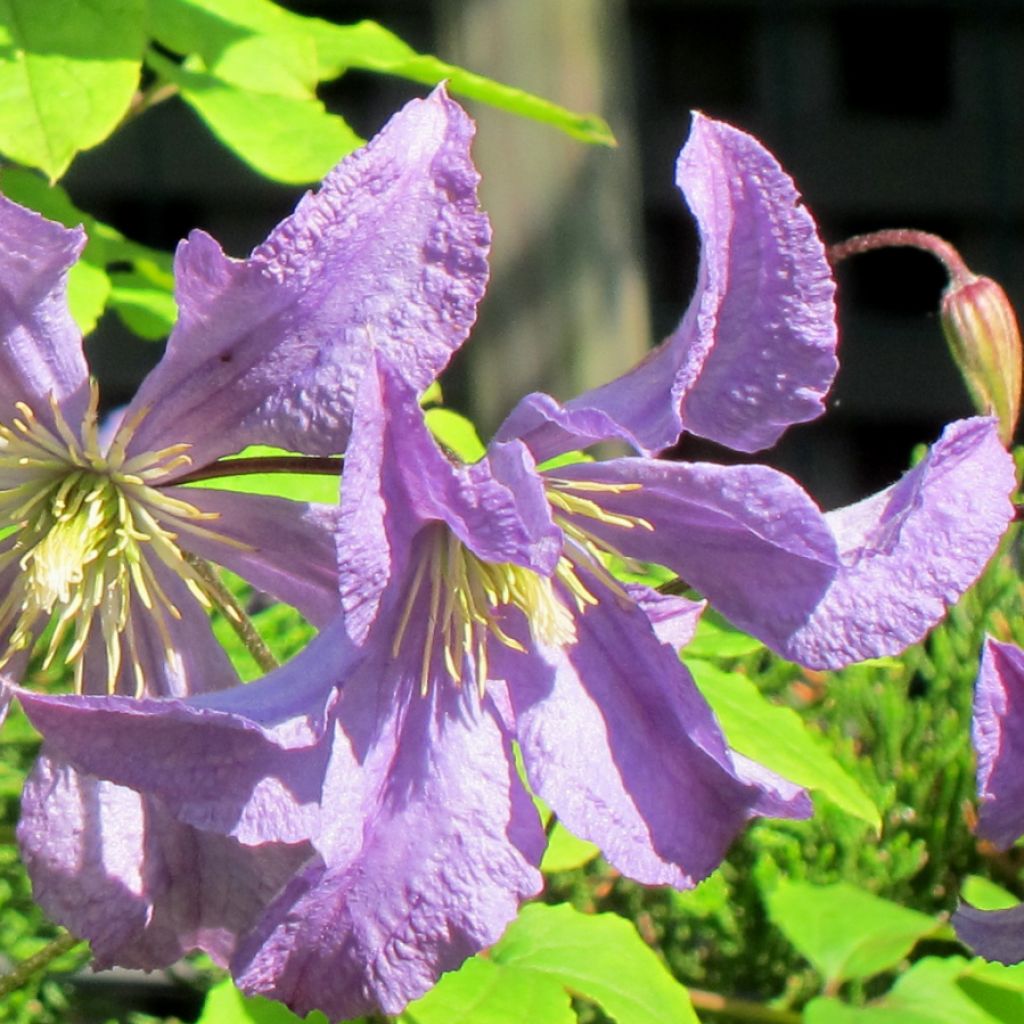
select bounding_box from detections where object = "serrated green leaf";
[764,880,941,985]
[147,50,361,183]
[493,903,698,1024]
[407,956,574,1024]
[306,20,615,146]
[690,660,880,828]
[425,407,487,462]
[196,977,333,1024]
[0,0,145,179]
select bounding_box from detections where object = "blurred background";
[66,0,1024,506]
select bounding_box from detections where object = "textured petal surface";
[172,487,341,627]
[508,588,810,890]
[232,646,544,1019]
[954,901,1024,965]
[552,112,837,455]
[18,755,312,970]
[124,88,490,468]
[551,416,1013,668]
[13,619,357,846]
[0,194,89,428]
[973,638,1024,848]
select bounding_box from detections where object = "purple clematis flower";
[953,638,1024,962]
[11,103,1017,1019]
[1,86,490,967]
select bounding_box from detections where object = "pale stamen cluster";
[392,478,652,697]
[0,384,245,695]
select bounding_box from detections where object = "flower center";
[0,386,238,695]
[392,478,651,697]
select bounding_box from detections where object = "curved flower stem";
[0,931,85,1000]
[170,455,344,487]
[828,228,972,287]
[183,553,279,674]
[687,988,802,1023]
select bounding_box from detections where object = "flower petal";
[13,619,356,845]
[552,416,1014,668]
[18,754,312,970]
[0,195,89,427]
[172,487,341,627]
[973,638,1024,848]
[507,591,810,890]
[231,654,544,1019]
[954,901,1024,965]
[338,354,561,643]
[125,88,490,468]
[545,112,837,455]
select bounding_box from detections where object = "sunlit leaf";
[425,407,487,463]
[196,977,333,1024]
[491,903,698,1024]
[764,880,941,985]
[147,50,361,184]
[306,20,615,147]
[690,661,880,828]
[407,956,574,1024]
[0,0,145,179]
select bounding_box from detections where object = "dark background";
[64,0,1024,507]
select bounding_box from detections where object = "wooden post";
[436,0,650,434]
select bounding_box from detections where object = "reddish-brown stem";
[828,228,973,286]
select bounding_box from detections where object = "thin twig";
[687,987,802,1024]
[828,228,971,285]
[183,553,279,674]
[0,932,85,1000]
[169,455,343,488]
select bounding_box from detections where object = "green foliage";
[690,658,881,829]
[410,903,698,1024]
[0,167,176,338]
[764,879,943,985]
[0,0,146,180]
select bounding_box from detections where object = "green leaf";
[961,875,1020,912]
[425,407,487,463]
[187,445,341,504]
[492,903,698,1024]
[196,977,334,1024]
[149,0,319,97]
[0,166,176,338]
[147,50,361,183]
[685,610,764,659]
[804,957,1023,1024]
[407,956,574,1024]
[307,20,615,147]
[689,660,880,828]
[108,270,179,339]
[0,0,145,179]
[763,879,941,985]
[540,820,600,873]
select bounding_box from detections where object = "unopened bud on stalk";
[830,229,1023,445]
[941,275,1022,445]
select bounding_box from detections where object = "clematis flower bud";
[941,274,1022,445]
